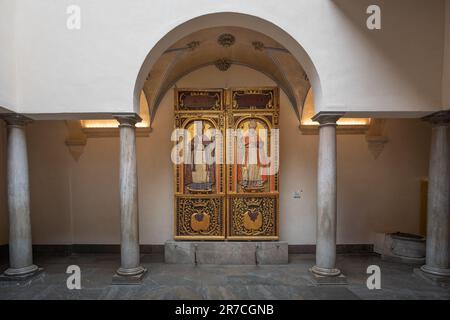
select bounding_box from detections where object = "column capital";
[422,110,450,126]
[113,113,142,127]
[311,112,345,126]
[1,114,32,126]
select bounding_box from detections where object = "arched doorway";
[133,20,315,241]
[133,12,321,116]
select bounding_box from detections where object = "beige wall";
[27,121,73,244]
[443,0,450,107]
[0,120,7,245]
[20,65,431,245]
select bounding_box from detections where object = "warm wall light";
[81,91,151,130]
[81,119,150,129]
[301,118,370,126]
[300,89,370,133]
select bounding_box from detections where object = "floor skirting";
[0,243,373,261]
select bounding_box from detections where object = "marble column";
[421,111,450,277]
[1,114,39,279]
[113,114,146,284]
[310,112,344,277]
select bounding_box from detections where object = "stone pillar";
[1,114,40,279]
[421,111,450,277]
[310,112,344,278]
[112,114,146,284]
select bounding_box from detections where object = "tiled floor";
[0,253,449,300]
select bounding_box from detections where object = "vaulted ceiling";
[143,27,310,122]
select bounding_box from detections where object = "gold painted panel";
[176,89,223,112]
[174,196,225,239]
[227,194,278,239]
[230,88,279,111]
[226,113,279,194]
[173,113,225,196]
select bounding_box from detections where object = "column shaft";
[2,115,38,277]
[310,112,343,277]
[421,113,450,277]
[114,114,146,279]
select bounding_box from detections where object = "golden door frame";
[173,87,279,240]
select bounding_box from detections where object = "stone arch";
[133,12,322,120]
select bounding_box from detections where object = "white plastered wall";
[16,65,431,246]
[0,0,445,116]
[0,0,17,112]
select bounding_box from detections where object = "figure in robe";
[185,121,215,192]
[238,119,269,191]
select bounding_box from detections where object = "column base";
[420,265,450,277]
[414,267,450,288]
[112,266,147,285]
[0,265,43,282]
[310,265,341,277]
[308,267,347,286]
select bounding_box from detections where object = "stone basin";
[389,232,425,259]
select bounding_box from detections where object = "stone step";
[164,241,288,265]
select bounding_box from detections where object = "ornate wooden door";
[173,87,279,240]
[173,89,226,240]
[226,88,280,240]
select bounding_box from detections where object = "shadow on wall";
[0,120,7,245]
[331,0,443,108]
